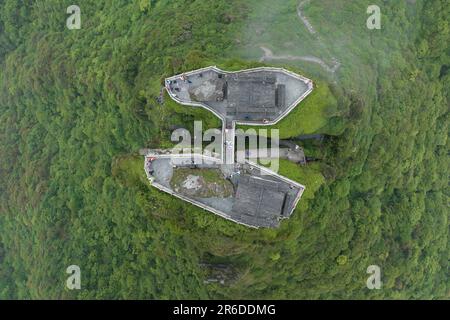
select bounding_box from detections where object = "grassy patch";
[163,92,222,129]
[111,155,147,187]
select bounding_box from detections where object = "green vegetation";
[0,0,448,300]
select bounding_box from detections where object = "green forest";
[0,0,448,299]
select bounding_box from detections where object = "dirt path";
[259,46,340,74]
[260,0,341,75]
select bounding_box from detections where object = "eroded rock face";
[171,168,233,198]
